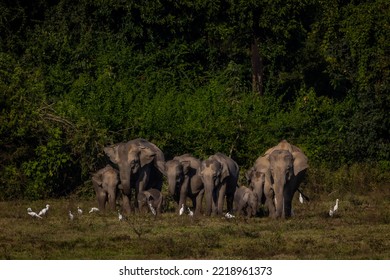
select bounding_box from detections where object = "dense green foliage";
[1,0,389,199]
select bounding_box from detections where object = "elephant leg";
[236,201,246,216]
[283,180,297,218]
[107,189,116,211]
[156,197,163,215]
[211,188,219,215]
[97,191,107,211]
[195,189,204,215]
[122,193,132,214]
[137,168,150,193]
[226,193,234,213]
[217,184,226,215]
[265,188,276,218]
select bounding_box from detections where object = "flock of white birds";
[26,205,100,220]
[26,196,340,220]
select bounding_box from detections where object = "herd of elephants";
[91,138,309,219]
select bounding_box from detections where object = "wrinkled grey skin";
[266,140,308,218]
[103,138,165,214]
[199,153,239,216]
[137,188,163,215]
[165,154,204,215]
[234,186,258,218]
[92,165,119,211]
[246,156,274,216]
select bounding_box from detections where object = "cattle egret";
[299,193,304,204]
[187,207,194,217]
[148,203,156,216]
[179,204,185,216]
[27,208,42,219]
[118,210,123,221]
[225,212,235,219]
[77,206,83,215]
[69,211,74,221]
[329,208,334,217]
[89,207,99,213]
[38,204,50,216]
[333,199,339,212]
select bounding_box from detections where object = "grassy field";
[1,187,389,260]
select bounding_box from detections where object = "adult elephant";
[91,165,119,211]
[165,154,204,215]
[103,138,165,214]
[234,185,258,218]
[266,140,308,218]
[199,153,239,216]
[246,156,274,216]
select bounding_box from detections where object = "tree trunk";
[251,37,263,95]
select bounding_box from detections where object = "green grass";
[0,187,389,260]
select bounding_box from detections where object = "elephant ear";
[91,173,103,186]
[104,144,120,164]
[143,191,152,200]
[138,144,156,167]
[139,140,166,175]
[242,191,250,203]
[292,151,308,176]
[220,161,229,181]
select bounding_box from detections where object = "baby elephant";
[234,185,259,218]
[137,188,163,216]
[92,165,119,211]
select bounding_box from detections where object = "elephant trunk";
[273,175,286,218]
[118,164,132,196]
[167,174,180,202]
[203,179,215,216]
[251,176,265,208]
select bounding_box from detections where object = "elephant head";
[91,165,119,211]
[165,159,191,201]
[268,148,308,218]
[246,156,271,200]
[103,138,165,213]
[200,153,239,216]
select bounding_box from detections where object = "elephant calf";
[91,165,119,211]
[234,185,258,218]
[137,188,163,215]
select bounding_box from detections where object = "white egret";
[179,204,185,216]
[333,199,339,212]
[77,206,83,215]
[38,204,50,216]
[27,208,42,219]
[187,207,194,217]
[225,212,235,219]
[69,210,74,221]
[299,193,304,204]
[329,208,334,217]
[118,210,123,221]
[89,207,99,213]
[148,203,156,216]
